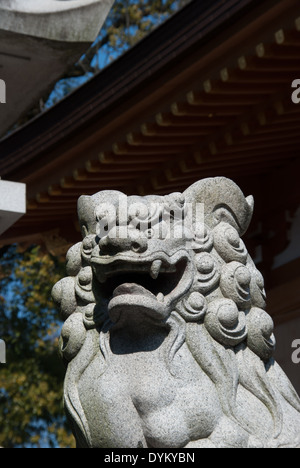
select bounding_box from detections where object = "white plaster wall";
[0,180,26,235]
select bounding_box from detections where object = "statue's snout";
[98,227,148,255]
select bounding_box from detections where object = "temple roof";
[0,0,300,299]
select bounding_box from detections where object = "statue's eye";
[146,228,155,239]
[146,221,168,240]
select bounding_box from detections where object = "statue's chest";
[109,344,222,446]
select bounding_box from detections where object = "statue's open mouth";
[91,251,193,322]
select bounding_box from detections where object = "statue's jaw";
[91,250,193,323]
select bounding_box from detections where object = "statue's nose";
[99,227,148,255]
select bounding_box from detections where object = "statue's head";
[58,177,257,329]
[77,189,194,326]
[52,176,273,361]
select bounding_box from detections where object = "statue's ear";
[77,195,92,238]
[77,190,127,237]
[183,177,254,236]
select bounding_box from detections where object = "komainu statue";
[52,177,300,448]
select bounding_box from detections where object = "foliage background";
[0,0,191,448]
[0,245,72,448]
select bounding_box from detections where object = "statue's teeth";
[156,292,164,303]
[150,259,162,279]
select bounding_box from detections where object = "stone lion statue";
[52,177,300,448]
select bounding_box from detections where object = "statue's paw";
[184,439,216,448]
